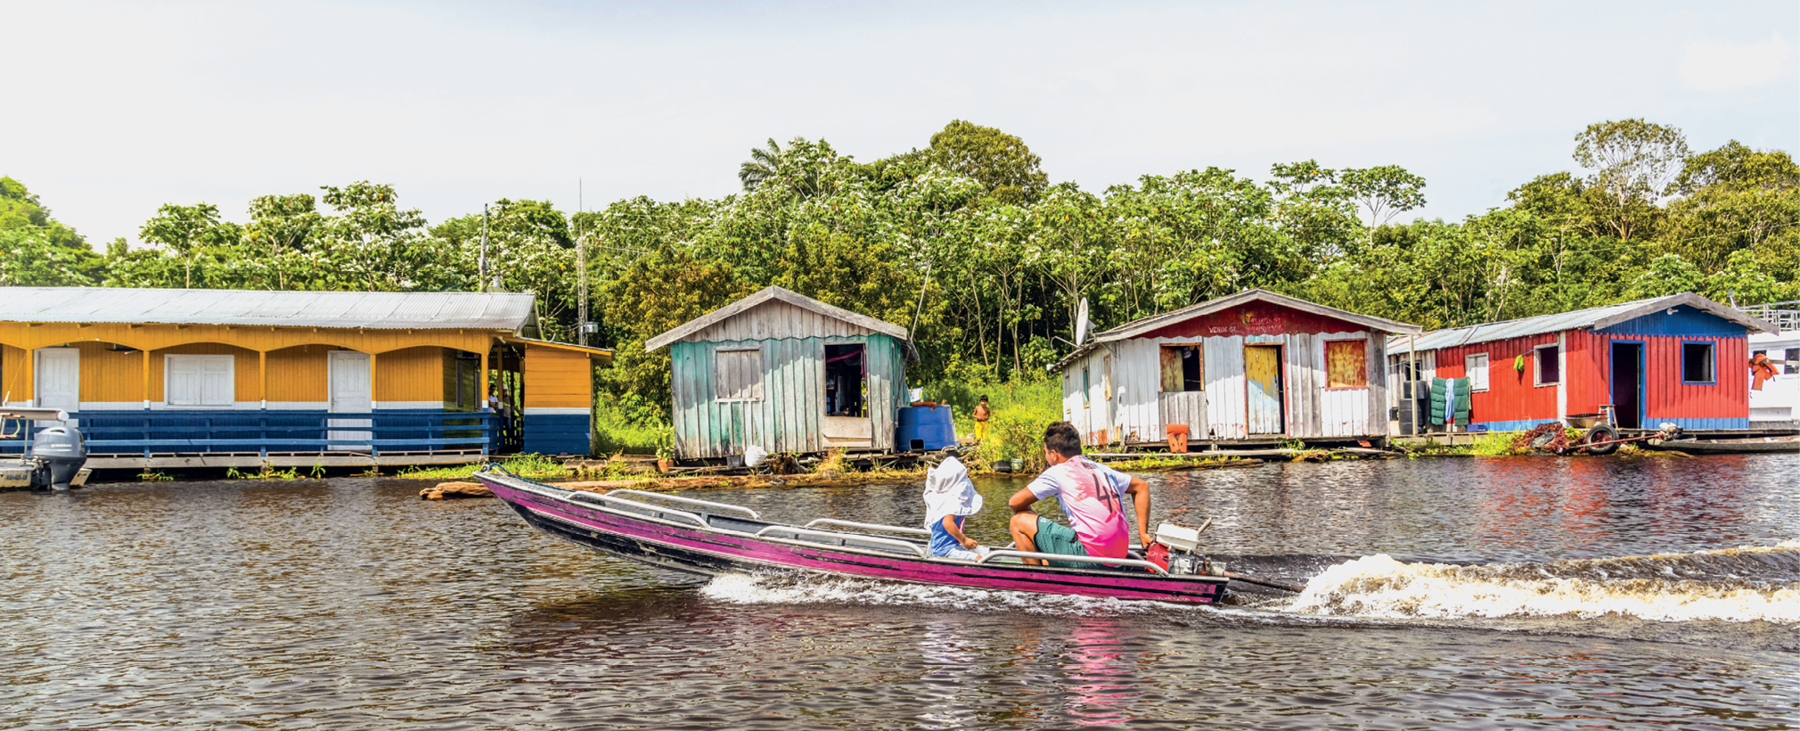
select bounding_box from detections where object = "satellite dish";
[1075,298,1090,346]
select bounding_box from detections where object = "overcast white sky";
[6,1,1797,247]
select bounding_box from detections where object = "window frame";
[1464,352,1490,392]
[1533,344,1560,387]
[1680,340,1716,385]
[1160,344,1204,393]
[1786,347,1800,375]
[713,347,765,402]
[1324,339,1369,389]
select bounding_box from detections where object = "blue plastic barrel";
[896,405,956,452]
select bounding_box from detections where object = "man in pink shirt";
[1007,421,1153,567]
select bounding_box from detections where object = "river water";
[3,455,1797,729]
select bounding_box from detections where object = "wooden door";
[1244,345,1284,435]
[328,350,373,450]
[34,348,80,422]
[1101,354,1113,444]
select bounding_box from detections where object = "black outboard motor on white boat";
[32,425,87,490]
[1,408,90,491]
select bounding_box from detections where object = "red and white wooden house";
[1051,289,1421,445]
[1384,293,1778,432]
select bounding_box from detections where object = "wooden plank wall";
[266,346,330,403]
[0,321,493,405]
[377,346,447,403]
[669,334,905,459]
[680,300,881,343]
[1064,330,1387,443]
[521,347,593,409]
[1385,349,1436,409]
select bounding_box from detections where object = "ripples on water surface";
[2,455,1797,729]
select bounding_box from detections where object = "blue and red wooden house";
[1386,293,1779,431]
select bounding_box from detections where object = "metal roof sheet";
[1384,293,1778,351]
[0,287,538,331]
[1051,288,1420,372]
[645,286,912,351]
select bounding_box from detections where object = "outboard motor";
[30,425,87,490]
[1146,521,1228,577]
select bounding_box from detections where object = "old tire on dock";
[1583,425,1620,455]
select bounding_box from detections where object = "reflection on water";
[1,454,1796,729]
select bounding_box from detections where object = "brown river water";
[3,455,1797,729]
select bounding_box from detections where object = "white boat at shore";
[1744,301,1800,426]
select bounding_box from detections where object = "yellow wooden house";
[0,287,610,468]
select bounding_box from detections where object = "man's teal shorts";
[1034,516,1089,568]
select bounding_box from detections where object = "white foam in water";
[700,573,1175,615]
[1287,545,1800,624]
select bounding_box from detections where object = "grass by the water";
[1102,454,1256,471]
[593,402,663,454]
[927,378,1062,473]
[396,454,572,480]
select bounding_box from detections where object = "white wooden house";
[1050,289,1421,445]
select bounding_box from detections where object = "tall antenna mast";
[479,203,490,292]
[578,178,589,347]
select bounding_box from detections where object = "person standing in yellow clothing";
[973,395,991,442]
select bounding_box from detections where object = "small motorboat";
[475,466,1240,604]
[1644,435,1800,455]
[0,408,90,491]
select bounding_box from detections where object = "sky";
[6,0,1797,247]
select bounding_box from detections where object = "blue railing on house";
[0,410,497,457]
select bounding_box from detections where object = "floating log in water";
[420,481,494,500]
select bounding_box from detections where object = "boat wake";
[700,572,1178,615]
[1287,541,1800,624]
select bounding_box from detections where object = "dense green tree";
[928,120,1048,205]
[44,116,1794,427]
[598,244,748,424]
[243,193,322,290]
[737,137,822,199]
[0,176,105,286]
[137,202,240,288]
[1628,253,1705,298]
[1340,165,1428,231]
[1573,119,1689,241]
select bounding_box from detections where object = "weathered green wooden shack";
[645,286,918,460]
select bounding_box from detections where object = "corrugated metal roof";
[1384,293,1777,351]
[0,287,538,331]
[1051,288,1420,372]
[645,286,913,354]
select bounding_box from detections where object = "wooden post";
[142,349,151,409]
[479,346,491,454]
[369,352,378,411]
[1408,335,1418,437]
[23,347,34,405]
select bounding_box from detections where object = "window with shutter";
[714,348,764,401]
[166,355,235,407]
[1326,340,1367,388]
[1465,353,1489,392]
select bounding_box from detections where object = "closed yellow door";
[1245,345,1284,434]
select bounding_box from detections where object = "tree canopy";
[6,117,1795,424]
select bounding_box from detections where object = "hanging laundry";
[1750,354,1777,391]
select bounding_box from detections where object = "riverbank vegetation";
[396,453,573,481]
[6,118,1794,440]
